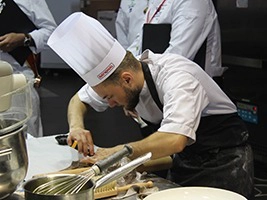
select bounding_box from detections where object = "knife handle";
[93,145,133,174]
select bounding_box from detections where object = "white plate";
[143,187,247,200]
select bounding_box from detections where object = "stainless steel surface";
[0,124,28,199]
[0,145,12,162]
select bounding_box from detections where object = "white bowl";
[143,187,247,200]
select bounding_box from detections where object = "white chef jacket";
[78,50,236,145]
[0,0,57,137]
[115,0,147,49]
[117,0,226,78]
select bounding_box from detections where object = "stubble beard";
[123,86,141,112]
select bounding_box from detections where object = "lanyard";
[146,0,167,23]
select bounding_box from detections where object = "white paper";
[25,134,80,180]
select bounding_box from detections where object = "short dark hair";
[103,51,139,85]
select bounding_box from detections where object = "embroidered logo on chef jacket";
[128,0,136,13]
[0,0,6,14]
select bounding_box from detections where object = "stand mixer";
[0,60,32,199]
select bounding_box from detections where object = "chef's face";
[93,82,141,111]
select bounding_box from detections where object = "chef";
[116,0,226,79]
[48,12,254,199]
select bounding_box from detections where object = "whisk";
[32,170,95,195]
[32,145,133,195]
[41,152,152,196]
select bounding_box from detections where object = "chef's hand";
[0,33,24,52]
[67,128,95,156]
[80,146,123,165]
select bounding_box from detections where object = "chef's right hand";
[67,128,95,156]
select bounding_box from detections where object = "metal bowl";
[0,124,28,199]
[24,174,94,200]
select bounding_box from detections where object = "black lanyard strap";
[141,62,163,112]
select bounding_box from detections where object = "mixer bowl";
[0,124,28,199]
[0,77,31,199]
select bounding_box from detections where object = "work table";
[6,134,178,200]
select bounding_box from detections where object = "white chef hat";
[47,12,126,86]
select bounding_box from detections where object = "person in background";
[48,13,254,200]
[115,0,148,50]
[115,0,225,79]
[0,0,57,137]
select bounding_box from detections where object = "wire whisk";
[32,168,95,195]
[31,152,152,196]
[32,145,133,195]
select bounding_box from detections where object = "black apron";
[140,62,254,200]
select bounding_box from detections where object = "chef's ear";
[121,72,132,85]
